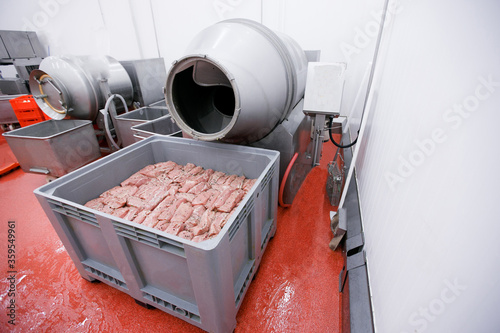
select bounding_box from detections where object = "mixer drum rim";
[166,55,241,142]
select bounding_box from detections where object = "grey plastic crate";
[34,136,279,333]
[115,107,170,147]
[2,119,101,177]
[131,115,182,142]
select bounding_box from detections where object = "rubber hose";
[279,152,299,208]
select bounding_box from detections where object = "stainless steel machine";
[0,30,46,128]
[27,55,167,152]
[0,30,46,94]
[2,54,168,178]
[165,19,338,204]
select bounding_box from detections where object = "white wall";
[355,0,500,332]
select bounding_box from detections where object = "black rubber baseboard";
[339,169,374,333]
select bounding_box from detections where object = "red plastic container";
[9,95,50,127]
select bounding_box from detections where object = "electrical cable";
[332,0,390,149]
[328,116,358,148]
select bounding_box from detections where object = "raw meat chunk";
[157,221,170,232]
[209,212,229,236]
[138,164,171,178]
[173,173,189,184]
[138,164,156,176]
[154,195,175,212]
[230,176,246,189]
[124,207,139,221]
[99,186,121,198]
[192,233,209,242]
[156,173,174,186]
[133,210,150,224]
[112,207,130,218]
[213,188,236,210]
[140,185,161,201]
[210,184,231,192]
[123,185,139,197]
[158,198,187,223]
[106,197,127,209]
[205,190,222,210]
[193,172,210,184]
[188,182,210,195]
[178,180,198,193]
[185,205,206,229]
[100,185,138,199]
[165,221,184,236]
[204,169,215,177]
[243,178,257,192]
[127,196,145,210]
[223,175,238,185]
[183,163,196,173]
[178,230,194,240]
[84,198,105,210]
[121,172,150,187]
[142,210,163,228]
[162,184,179,196]
[218,190,246,213]
[167,166,184,179]
[176,193,196,202]
[209,171,225,184]
[154,161,177,174]
[135,183,157,200]
[155,161,178,169]
[216,174,228,185]
[142,188,168,211]
[171,202,194,224]
[101,205,115,215]
[192,205,207,218]
[191,210,216,236]
[192,189,217,206]
[187,165,203,176]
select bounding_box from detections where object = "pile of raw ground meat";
[84,161,256,242]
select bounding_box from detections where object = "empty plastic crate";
[114,106,170,147]
[34,136,279,332]
[9,95,50,127]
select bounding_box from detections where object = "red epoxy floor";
[0,131,344,332]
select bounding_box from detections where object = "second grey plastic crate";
[34,136,279,333]
[114,106,170,147]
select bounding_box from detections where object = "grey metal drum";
[29,55,133,121]
[165,19,308,144]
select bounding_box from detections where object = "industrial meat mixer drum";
[165,18,308,144]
